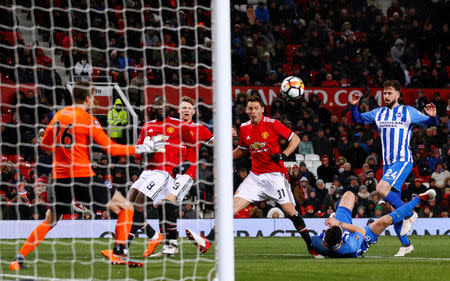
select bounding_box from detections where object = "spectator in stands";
[317,155,337,183]
[346,175,360,194]
[315,179,328,205]
[427,149,442,172]
[129,68,148,107]
[303,205,317,218]
[267,207,284,218]
[355,205,367,218]
[298,162,316,188]
[321,73,339,87]
[363,170,378,193]
[431,163,450,188]
[297,134,314,155]
[73,54,93,81]
[313,129,332,157]
[344,134,367,169]
[107,98,128,144]
[338,162,356,188]
[374,205,384,218]
[304,188,321,212]
[357,185,370,209]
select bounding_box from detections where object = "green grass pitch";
[1,236,449,281]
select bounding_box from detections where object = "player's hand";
[270,153,287,163]
[135,135,168,154]
[350,92,361,106]
[325,217,339,227]
[424,103,436,117]
[232,127,238,138]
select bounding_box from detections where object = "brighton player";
[9,82,164,270]
[310,189,436,258]
[101,96,198,259]
[350,80,437,256]
[124,96,214,257]
[186,95,321,257]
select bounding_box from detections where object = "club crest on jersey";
[396,112,403,118]
[167,127,174,133]
[261,132,269,139]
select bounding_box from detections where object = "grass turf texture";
[1,236,449,281]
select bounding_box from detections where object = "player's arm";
[408,105,438,127]
[40,120,55,151]
[271,119,299,162]
[349,93,378,124]
[326,217,366,235]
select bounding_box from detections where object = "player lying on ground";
[350,79,437,256]
[9,82,164,270]
[101,96,203,259]
[310,189,436,258]
[186,95,322,257]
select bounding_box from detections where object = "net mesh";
[0,0,215,280]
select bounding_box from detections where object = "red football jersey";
[178,121,213,179]
[238,117,293,176]
[137,117,195,177]
[181,121,214,160]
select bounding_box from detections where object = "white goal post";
[212,0,235,281]
[65,82,139,143]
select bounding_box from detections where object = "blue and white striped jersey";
[351,104,437,165]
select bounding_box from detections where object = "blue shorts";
[382,162,413,192]
[335,206,352,224]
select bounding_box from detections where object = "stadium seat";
[8,154,24,164]
[305,154,320,161]
[295,154,304,161]
[283,161,297,169]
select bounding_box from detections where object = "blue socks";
[388,197,420,224]
[386,191,417,246]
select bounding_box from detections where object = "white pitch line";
[0,274,141,281]
[248,253,450,260]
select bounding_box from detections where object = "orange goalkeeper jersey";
[41,106,136,179]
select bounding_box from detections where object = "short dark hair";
[246,95,264,107]
[73,81,93,104]
[383,80,401,92]
[324,226,342,248]
[181,96,195,106]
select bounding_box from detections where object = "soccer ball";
[280,76,305,100]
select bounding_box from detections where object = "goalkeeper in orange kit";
[9,81,165,270]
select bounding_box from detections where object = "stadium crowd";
[0,1,450,220]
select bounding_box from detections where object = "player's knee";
[376,181,390,197]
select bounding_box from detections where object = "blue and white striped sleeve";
[350,105,379,124]
[407,106,438,127]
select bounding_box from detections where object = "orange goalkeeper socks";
[115,208,134,245]
[19,221,53,257]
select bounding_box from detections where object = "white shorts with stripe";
[169,174,194,202]
[130,170,174,204]
[234,172,295,206]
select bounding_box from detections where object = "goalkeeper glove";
[270,153,287,163]
[135,135,167,154]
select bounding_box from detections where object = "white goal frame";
[212,0,235,280]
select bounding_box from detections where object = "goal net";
[0,0,232,280]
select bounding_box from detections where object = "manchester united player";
[123,96,214,257]
[101,96,198,258]
[186,95,322,257]
[9,81,164,270]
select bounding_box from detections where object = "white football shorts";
[234,172,295,205]
[170,174,194,202]
[130,170,174,203]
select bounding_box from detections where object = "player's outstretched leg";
[142,224,164,257]
[9,211,55,270]
[186,228,213,253]
[390,190,435,257]
[101,191,143,267]
[281,203,324,258]
[154,199,179,256]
